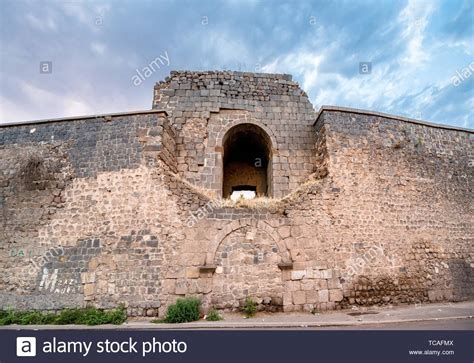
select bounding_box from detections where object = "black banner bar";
[1,330,472,363]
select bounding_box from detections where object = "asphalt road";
[274,318,474,330]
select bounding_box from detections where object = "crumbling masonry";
[1,71,473,317]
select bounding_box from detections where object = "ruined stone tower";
[152,71,318,198]
[1,71,472,316]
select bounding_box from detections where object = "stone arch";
[205,219,291,265]
[216,121,277,198]
[215,120,278,153]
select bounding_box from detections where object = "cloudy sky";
[0,0,472,128]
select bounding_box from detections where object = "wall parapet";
[314,106,473,133]
[0,109,168,128]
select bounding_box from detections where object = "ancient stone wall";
[275,110,473,311]
[0,72,472,317]
[320,110,473,305]
[0,111,180,312]
[153,71,317,198]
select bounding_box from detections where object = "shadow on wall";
[448,259,474,301]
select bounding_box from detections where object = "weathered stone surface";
[278,226,291,239]
[153,71,316,198]
[197,278,212,294]
[329,289,344,302]
[301,280,314,291]
[83,284,94,297]
[185,267,200,279]
[318,289,329,303]
[0,70,472,316]
[321,270,333,279]
[291,270,306,280]
[81,272,95,284]
[175,279,187,295]
[292,291,306,305]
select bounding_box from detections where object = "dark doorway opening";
[222,124,272,198]
[232,185,257,192]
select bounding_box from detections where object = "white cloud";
[25,13,57,32]
[91,42,106,56]
[13,82,95,122]
[397,0,435,67]
[224,0,259,6]
[0,96,34,122]
[257,1,453,122]
[61,2,89,23]
[60,2,111,31]
[0,78,148,124]
[1,0,470,128]
[261,50,323,90]
[201,31,252,67]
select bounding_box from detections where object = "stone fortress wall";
[153,71,317,198]
[0,71,472,316]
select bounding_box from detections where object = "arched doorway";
[222,123,273,198]
[211,225,284,311]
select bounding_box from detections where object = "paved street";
[1,301,473,330]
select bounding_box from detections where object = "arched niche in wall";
[221,123,274,198]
